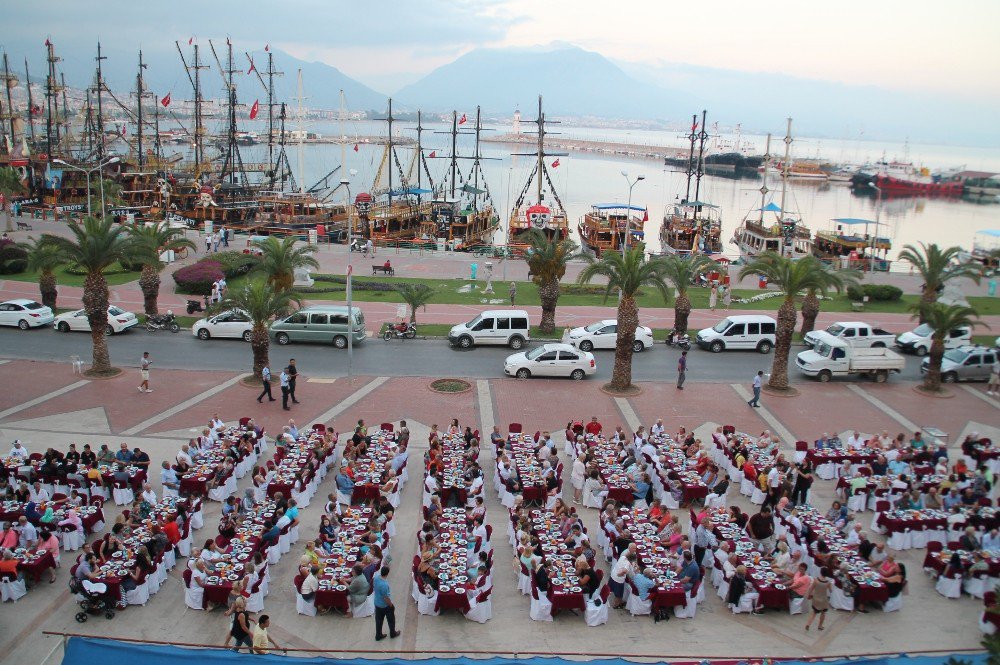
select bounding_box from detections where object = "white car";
[53,306,139,335]
[0,299,55,329]
[563,319,653,353]
[192,309,253,341]
[504,342,596,380]
[895,323,971,356]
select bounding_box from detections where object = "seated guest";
[960,526,982,552]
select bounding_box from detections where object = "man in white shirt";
[300,565,320,598]
[30,481,51,503]
[17,516,38,548]
[211,413,225,431]
[845,523,863,546]
[176,444,194,468]
[869,543,888,563]
[650,419,665,437]
[9,440,27,459]
[846,431,866,451]
[141,483,157,505]
[640,439,658,463]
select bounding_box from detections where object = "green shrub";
[313,274,398,292]
[0,240,28,274]
[64,262,134,277]
[847,284,903,302]
[212,251,260,278]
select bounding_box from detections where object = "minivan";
[448,310,530,349]
[270,305,366,348]
[921,345,998,383]
[696,314,776,353]
[896,323,971,356]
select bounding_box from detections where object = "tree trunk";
[609,294,639,391]
[799,290,820,336]
[768,297,797,390]
[923,336,944,392]
[3,204,11,233]
[538,278,560,334]
[250,325,270,381]
[39,270,58,311]
[673,293,691,334]
[83,271,113,373]
[918,286,936,324]
[139,264,161,317]
[409,306,418,324]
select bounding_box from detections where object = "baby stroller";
[71,578,117,621]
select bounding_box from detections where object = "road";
[0,327,930,384]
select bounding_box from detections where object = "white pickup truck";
[803,321,895,349]
[796,331,906,382]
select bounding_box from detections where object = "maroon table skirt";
[352,484,379,503]
[203,582,233,607]
[435,588,471,613]
[17,551,55,583]
[752,581,790,609]
[651,588,686,610]
[548,588,586,613]
[607,487,633,504]
[877,515,947,534]
[314,588,350,613]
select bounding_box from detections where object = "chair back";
[476,586,493,603]
[380,423,394,432]
[926,541,943,554]
[239,417,252,427]
[874,500,890,512]
[509,423,523,434]
[600,583,612,603]
[795,441,808,452]
[293,573,305,592]
[312,423,327,433]
[182,568,192,588]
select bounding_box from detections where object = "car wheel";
[632,340,646,353]
[509,335,524,350]
[515,368,531,379]
[915,346,928,357]
[710,340,724,353]
[757,340,773,354]
[276,332,290,345]
[18,319,29,330]
[333,335,347,349]
[58,321,70,332]
[942,372,958,384]
[242,330,252,342]
[579,340,594,352]
[197,328,211,340]
[875,369,889,383]
[818,370,832,383]
[104,325,114,336]
[458,335,473,349]
[570,369,586,380]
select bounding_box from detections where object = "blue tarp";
[977,229,1000,237]
[832,218,877,226]
[61,637,988,665]
[758,202,782,212]
[592,204,646,211]
[388,187,432,196]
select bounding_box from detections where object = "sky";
[4,0,999,97]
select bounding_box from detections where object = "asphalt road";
[0,326,930,385]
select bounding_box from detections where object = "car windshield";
[354,310,365,326]
[525,346,548,360]
[584,322,605,333]
[23,302,44,310]
[814,341,834,358]
[711,319,732,333]
[466,315,482,328]
[108,307,124,316]
[826,324,845,336]
[913,323,934,337]
[943,349,969,364]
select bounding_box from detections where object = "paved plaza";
[0,356,997,664]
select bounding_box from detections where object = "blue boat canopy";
[832,218,877,226]
[758,202,782,212]
[592,203,646,211]
[976,229,1000,237]
[680,200,719,209]
[389,187,432,196]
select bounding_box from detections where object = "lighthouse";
[513,109,521,136]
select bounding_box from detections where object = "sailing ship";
[732,119,813,260]
[812,218,892,269]
[577,204,645,256]
[507,96,569,247]
[658,111,723,256]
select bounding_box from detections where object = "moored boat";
[578,204,645,256]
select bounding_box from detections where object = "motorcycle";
[186,295,211,315]
[665,329,691,351]
[382,321,417,340]
[146,311,180,333]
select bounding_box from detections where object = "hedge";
[0,240,28,275]
[64,262,134,277]
[212,251,260,278]
[847,284,903,302]
[173,260,225,295]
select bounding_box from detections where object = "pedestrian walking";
[224,596,254,652]
[280,368,291,411]
[676,350,687,390]
[213,231,221,252]
[509,281,517,306]
[251,614,283,655]
[222,226,230,247]
[287,358,299,404]
[988,358,1000,397]
[709,284,718,311]
[748,370,764,407]
[804,568,832,631]
[138,352,152,393]
[204,233,212,253]
[258,365,275,403]
[373,566,400,641]
[722,285,732,311]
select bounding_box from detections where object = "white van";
[696,314,777,354]
[448,310,531,349]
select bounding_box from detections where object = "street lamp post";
[620,171,645,260]
[53,156,119,218]
[869,182,882,274]
[341,178,354,380]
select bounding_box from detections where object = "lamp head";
[105,157,120,165]
[620,170,628,178]
[637,176,645,182]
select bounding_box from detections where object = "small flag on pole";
[44,38,51,46]
[353,144,359,152]
[121,122,127,137]
[188,37,193,45]
[247,56,256,74]
[160,92,171,107]
[226,37,231,46]
[429,151,436,158]
[249,99,259,120]
[458,113,467,125]
[642,209,649,222]
[265,44,270,52]
[552,159,560,168]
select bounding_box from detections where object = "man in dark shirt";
[80,444,96,467]
[132,448,151,471]
[287,358,299,404]
[534,561,550,593]
[748,506,775,553]
[677,550,701,591]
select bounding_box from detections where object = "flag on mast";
[642,209,649,222]
[160,93,171,108]
[552,159,560,168]
[247,56,256,74]
[44,38,51,46]
[188,37,193,45]
[249,100,259,120]
[428,151,436,158]
[264,44,270,52]
[458,113,467,125]
[353,144,359,152]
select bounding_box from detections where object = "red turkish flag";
[353,144,359,152]
[264,43,270,52]
[458,113,467,125]
[249,99,259,120]
[188,37,193,45]
[45,38,51,46]
[247,56,256,74]
[552,159,560,168]
[642,209,649,222]
[160,93,171,108]
[429,151,436,158]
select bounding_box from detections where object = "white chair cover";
[674,586,698,619]
[296,592,317,616]
[126,579,151,606]
[584,597,608,626]
[729,591,759,614]
[416,588,439,616]
[464,592,492,623]
[353,593,375,618]
[829,585,854,611]
[529,587,553,621]
[184,584,204,609]
[0,578,27,602]
[935,575,962,599]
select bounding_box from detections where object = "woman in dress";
[805,567,832,630]
[709,284,718,311]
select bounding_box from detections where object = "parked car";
[504,343,596,380]
[53,306,139,335]
[269,305,366,348]
[563,319,652,353]
[0,299,55,329]
[192,309,253,341]
[921,345,998,383]
[448,309,530,349]
[895,323,972,356]
[796,331,905,382]
[695,314,776,353]
[803,321,895,348]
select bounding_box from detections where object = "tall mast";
[779,118,791,224]
[212,39,247,186]
[296,69,304,193]
[758,133,771,223]
[278,102,288,190]
[136,50,147,169]
[449,110,458,199]
[59,73,70,148]
[472,106,482,211]
[153,96,161,163]
[536,95,544,204]
[84,89,93,154]
[264,49,282,177]
[414,110,423,193]
[24,59,35,144]
[339,90,348,206]
[386,98,394,208]
[192,44,204,173]
[692,109,708,204]
[683,114,697,202]
[44,39,62,158]
[1,54,15,152]
[94,42,106,161]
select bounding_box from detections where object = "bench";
[372,265,395,276]
[16,221,33,231]
[850,301,865,312]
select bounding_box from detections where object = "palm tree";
[577,244,670,392]
[215,279,302,381]
[898,243,982,323]
[915,302,982,392]
[0,167,25,233]
[127,222,196,316]
[522,230,581,334]
[738,253,849,391]
[48,216,132,374]
[20,234,67,310]
[799,265,860,336]
[252,236,319,291]
[658,254,717,335]
[395,283,435,323]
